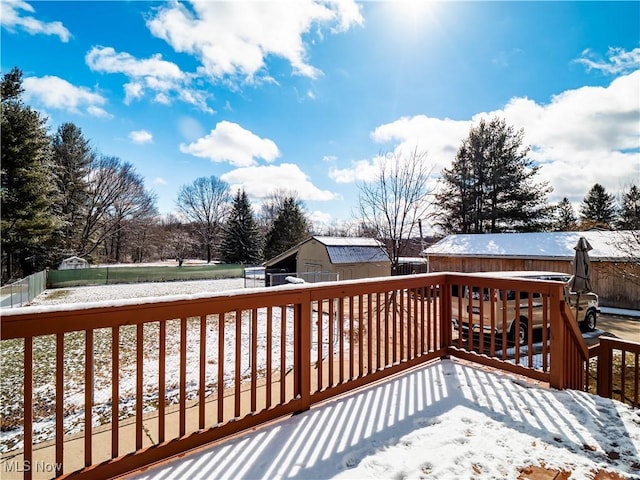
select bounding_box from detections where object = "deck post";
[294,293,312,412]
[549,288,566,389]
[597,337,613,399]
[440,276,452,356]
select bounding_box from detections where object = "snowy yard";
[3,279,345,453]
[27,277,247,305]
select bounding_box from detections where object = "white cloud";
[146,0,363,82]
[86,46,184,79]
[85,105,111,119]
[22,76,110,118]
[221,163,338,201]
[86,46,213,112]
[329,116,468,183]
[123,82,144,104]
[153,177,168,185]
[307,209,335,231]
[129,130,153,144]
[575,47,640,75]
[1,0,71,42]
[479,70,640,202]
[345,69,640,206]
[180,121,280,167]
[329,157,384,183]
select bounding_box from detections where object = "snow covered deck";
[1,273,636,479]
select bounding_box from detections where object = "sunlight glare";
[387,0,439,33]
[396,0,436,19]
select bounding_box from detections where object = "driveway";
[588,312,639,344]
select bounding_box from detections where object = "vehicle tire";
[580,309,597,332]
[510,319,528,346]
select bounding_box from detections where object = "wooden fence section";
[0,273,590,480]
[587,337,640,408]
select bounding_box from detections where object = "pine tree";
[436,117,552,234]
[554,197,577,231]
[263,196,309,260]
[579,184,617,229]
[221,190,262,264]
[51,122,94,254]
[1,67,59,279]
[617,184,640,230]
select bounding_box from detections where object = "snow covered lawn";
[1,279,341,453]
[28,278,247,305]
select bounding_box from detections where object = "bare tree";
[258,188,304,230]
[176,176,230,263]
[155,214,196,263]
[127,213,162,263]
[76,156,156,259]
[606,230,640,288]
[357,148,437,269]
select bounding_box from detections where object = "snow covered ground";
[2,278,340,453]
[129,359,640,480]
[28,278,247,305]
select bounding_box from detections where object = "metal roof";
[326,245,389,264]
[423,230,638,261]
[264,235,389,266]
[313,236,384,247]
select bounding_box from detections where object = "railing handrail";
[560,300,589,360]
[1,273,450,338]
[599,335,640,353]
[594,335,640,407]
[1,271,600,479]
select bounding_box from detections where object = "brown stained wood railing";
[556,300,589,390]
[443,273,585,387]
[590,337,640,408]
[0,272,594,480]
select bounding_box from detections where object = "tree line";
[357,117,638,268]
[2,66,638,282]
[1,68,313,282]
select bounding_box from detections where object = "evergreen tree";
[579,184,617,229]
[436,117,552,234]
[554,197,577,231]
[263,196,309,260]
[1,67,59,279]
[221,190,262,264]
[51,122,94,254]
[617,184,640,230]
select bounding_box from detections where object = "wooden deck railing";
[587,337,640,408]
[0,273,590,479]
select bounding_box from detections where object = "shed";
[58,256,89,270]
[423,230,639,309]
[264,236,391,285]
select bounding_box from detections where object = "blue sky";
[2,1,639,231]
